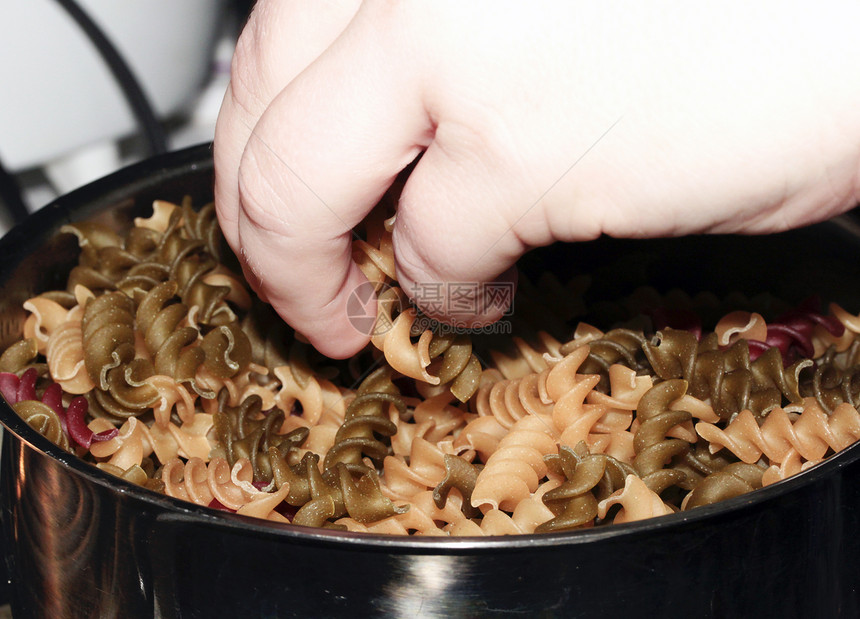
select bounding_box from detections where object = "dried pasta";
[4,197,860,537]
[353,215,483,402]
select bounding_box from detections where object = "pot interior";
[1,142,860,542]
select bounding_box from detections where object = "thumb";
[392,141,531,329]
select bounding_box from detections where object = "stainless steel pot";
[1,143,859,618]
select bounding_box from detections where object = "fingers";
[230,5,429,357]
[214,1,860,359]
[214,0,361,254]
[392,133,534,328]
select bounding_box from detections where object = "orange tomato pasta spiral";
[471,414,558,512]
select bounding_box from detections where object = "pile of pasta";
[3,198,860,536]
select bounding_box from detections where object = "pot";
[1,143,859,618]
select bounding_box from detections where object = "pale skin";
[214,1,860,359]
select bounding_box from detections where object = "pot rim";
[1,142,857,553]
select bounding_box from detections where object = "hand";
[214,1,860,359]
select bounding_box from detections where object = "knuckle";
[236,148,292,238]
[391,227,435,284]
[228,6,279,120]
[228,52,266,121]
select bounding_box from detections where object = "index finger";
[230,5,429,358]
[214,0,361,256]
